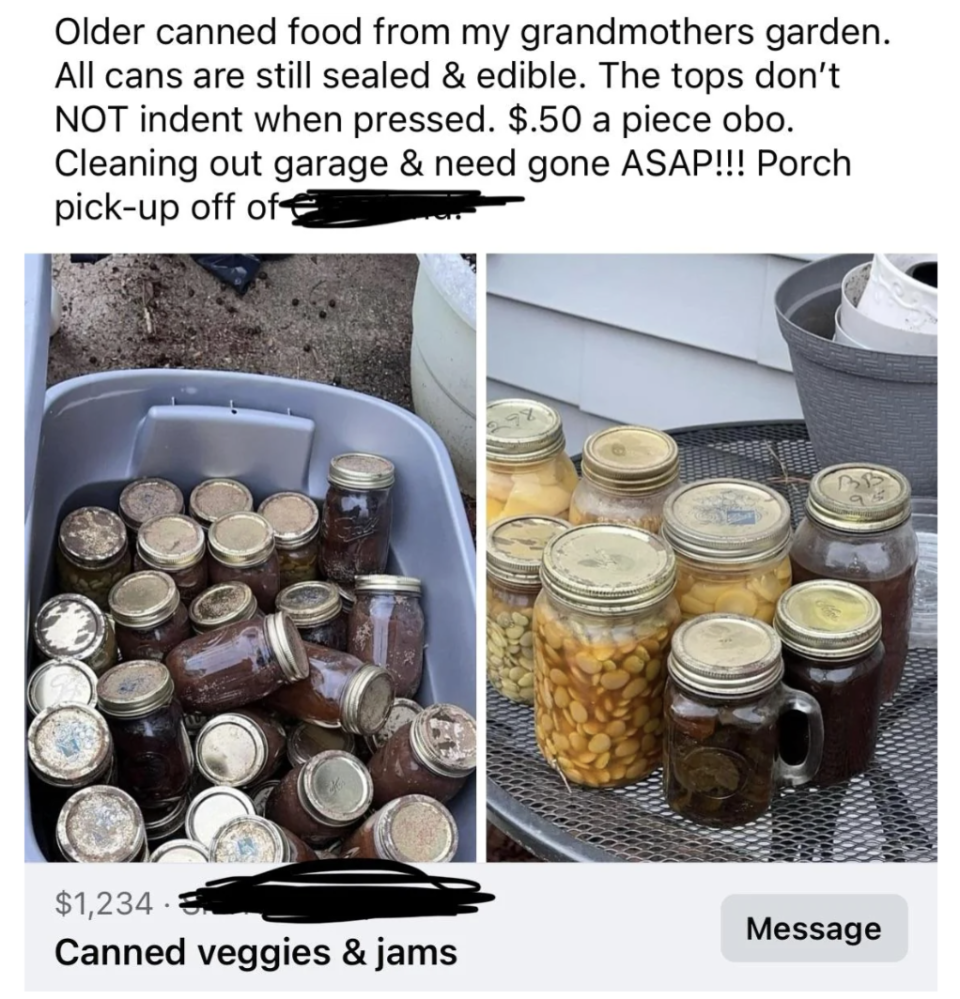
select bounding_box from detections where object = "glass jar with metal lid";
[33,593,118,676]
[319,453,396,583]
[184,785,255,849]
[569,426,681,532]
[194,707,287,788]
[207,511,281,612]
[97,661,194,805]
[341,795,458,863]
[211,815,315,862]
[663,614,824,826]
[188,477,254,530]
[789,463,918,703]
[337,584,355,635]
[533,523,681,788]
[258,492,321,589]
[28,703,114,790]
[364,698,422,754]
[662,478,793,625]
[119,477,184,538]
[775,580,884,785]
[108,570,192,662]
[276,580,346,650]
[348,576,425,699]
[142,795,190,843]
[57,786,148,862]
[188,581,261,634]
[56,506,132,609]
[134,514,209,607]
[149,838,210,863]
[486,515,568,705]
[26,657,99,716]
[286,721,357,767]
[486,398,579,524]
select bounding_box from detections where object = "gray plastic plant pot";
[24,370,477,861]
[775,254,937,496]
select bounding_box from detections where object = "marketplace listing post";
[9,0,948,994]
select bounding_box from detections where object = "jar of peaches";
[486,399,578,525]
[532,523,681,788]
[661,479,793,625]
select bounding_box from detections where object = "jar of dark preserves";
[258,492,321,590]
[319,453,395,583]
[33,593,118,677]
[208,512,281,612]
[57,506,132,609]
[195,707,287,788]
[184,785,255,849]
[142,796,189,843]
[250,779,282,817]
[135,514,209,607]
[119,477,184,539]
[57,786,148,863]
[97,661,194,806]
[341,795,458,863]
[189,581,261,634]
[775,580,884,786]
[276,581,347,650]
[367,703,476,808]
[663,614,824,827]
[108,571,192,662]
[28,703,114,790]
[286,722,356,767]
[188,478,253,530]
[364,698,422,754]
[790,463,918,702]
[211,815,316,862]
[26,658,98,716]
[338,585,355,634]
[150,839,210,863]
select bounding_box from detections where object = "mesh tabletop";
[486,422,938,863]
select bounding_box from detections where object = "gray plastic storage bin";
[25,369,477,861]
[24,254,51,517]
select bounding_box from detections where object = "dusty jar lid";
[150,838,210,863]
[328,452,396,490]
[287,722,356,767]
[486,398,566,464]
[298,750,373,827]
[108,570,181,629]
[540,523,676,614]
[775,580,883,660]
[373,795,458,863]
[119,478,185,533]
[208,512,276,568]
[137,514,206,570]
[97,661,175,719]
[487,515,568,588]
[337,584,356,611]
[28,703,113,788]
[264,612,310,682]
[58,506,129,569]
[258,492,320,548]
[662,478,792,564]
[33,593,110,667]
[188,478,254,527]
[26,658,99,715]
[142,796,189,841]
[195,713,269,787]
[354,575,422,595]
[184,786,255,848]
[189,582,259,632]
[211,816,289,863]
[276,581,341,628]
[341,664,396,735]
[668,614,784,697]
[581,426,680,493]
[249,779,281,817]
[806,464,912,532]
[409,704,477,779]
[57,786,145,863]
[365,697,423,753]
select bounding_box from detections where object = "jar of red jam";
[286,722,357,767]
[28,703,114,790]
[33,593,118,677]
[26,658,99,716]
[208,512,281,612]
[258,492,321,590]
[188,478,254,530]
[108,571,192,662]
[194,707,287,788]
[211,815,315,862]
[188,582,261,634]
[119,477,184,539]
[276,581,347,650]
[57,506,132,610]
[341,795,458,863]
[135,514,209,607]
[57,786,148,863]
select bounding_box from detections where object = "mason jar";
[118,477,184,539]
[134,514,209,607]
[56,506,131,609]
[663,614,824,826]
[789,463,918,703]
[194,707,287,788]
[285,721,357,767]
[486,398,579,524]
[26,658,99,716]
[33,593,117,676]
[207,512,281,612]
[149,839,210,863]
[188,581,261,634]
[57,786,149,863]
[486,515,567,704]
[533,523,681,788]
[258,491,321,589]
[108,570,192,662]
[188,477,254,531]
[662,478,793,625]
[276,580,346,650]
[210,815,315,863]
[28,703,114,791]
[184,785,255,850]
[341,796,458,863]
[569,425,680,532]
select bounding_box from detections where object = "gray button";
[722,895,908,962]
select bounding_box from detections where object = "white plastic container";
[859,254,937,335]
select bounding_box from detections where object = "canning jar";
[135,514,209,607]
[188,478,254,530]
[569,426,680,532]
[775,580,884,785]
[194,707,287,788]
[119,477,184,538]
[108,571,192,662]
[286,722,356,767]
[258,492,321,589]
[28,703,114,790]
[210,815,315,862]
[789,463,918,702]
[341,795,458,863]
[208,512,281,612]
[663,614,824,826]
[349,576,425,699]
[276,581,346,650]
[533,523,681,787]
[57,506,132,609]
[33,593,118,676]
[97,661,194,805]
[57,786,148,863]
[150,839,210,863]
[367,703,477,808]
[266,643,394,735]
[486,398,579,524]
[486,515,567,704]
[188,582,261,634]
[338,585,355,634]
[26,658,99,716]
[662,478,793,625]
[164,611,309,713]
[250,779,283,816]
[319,453,396,583]
[364,698,422,754]
[142,795,189,843]
[184,785,255,849]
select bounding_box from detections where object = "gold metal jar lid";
[775,580,882,660]
[341,664,396,736]
[540,523,676,614]
[137,514,205,570]
[189,478,254,527]
[184,786,255,848]
[142,796,189,841]
[486,515,568,588]
[28,704,113,788]
[337,584,356,612]
[276,581,341,628]
[195,713,269,787]
[486,398,565,464]
[33,593,110,667]
[409,704,477,779]
[108,570,181,629]
[364,697,423,753]
[806,463,912,532]
[59,506,128,568]
[258,491,320,548]
[57,786,146,863]
[298,750,373,827]
[264,611,310,682]
[581,425,680,493]
[211,816,290,863]
[118,478,185,533]
[668,614,784,697]
[354,575,422,595]
[189,581,258,632]
[26,658,99,715]
[149,838,210,863]
[208,512,276,568]
[373,795,458,864]
[97,661,176,719]
[287,722,356,767]
[328,452,396,490]
[661,478,792,564]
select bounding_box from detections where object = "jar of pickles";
[789,464,918,703]
[569,426,680,532]
[486,515,567,704]
[207,512,281,612]
[258,492,321,589]
[532,523,681,788]
[134,514,209,607]
[57,507,132,609]
[188,478,254,530]
[486,399,579,524]
[662,478,793,625]
[118,477,184,538]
